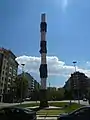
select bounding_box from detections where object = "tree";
[15,76,28,100]
[57,88,65,100]
[47,87,65,101]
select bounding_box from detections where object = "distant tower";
[39,13,48,107]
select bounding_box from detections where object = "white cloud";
[16,55,90,79]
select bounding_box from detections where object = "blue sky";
[1,0,90,87]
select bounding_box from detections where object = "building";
[18,72,41,97]
[64,80,71,91]
[23,72,34,90]
[64,71,90,99]
[34,80,41,91]
[0,48,18,102]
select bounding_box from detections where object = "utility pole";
[20,63,25,104]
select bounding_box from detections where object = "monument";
[39,13,48,107]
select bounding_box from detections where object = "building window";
[9,66,12,69]
[8,82,10,85]
[4,59,7,65]
[6,72,7,75]
[13,69,16,73]
[13,74,15,77]
[6,67,8,70]
[9,71,12,75]
[8,77,11,82]
[5,78,7,82]
[7,62,8,66]
[1,83,3,87]
[9,69,12,72]
[8,90,10,92]
[13,79,15,81]
[2,77,4,81]
[4,56,6,59]
[3,65,5,69]
[0,89,2,93]
[9,67,12,71]
[3,71,4,75]
[4,59,6,63]
[8,79,11,82]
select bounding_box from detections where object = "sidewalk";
[0,103,20,108]
[27,106,62,110]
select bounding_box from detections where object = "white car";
[83,98,87,101]
[25,97,31,101]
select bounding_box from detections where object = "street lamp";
[73,61,80,104]
[73,61,77,72]
[20,63,25,104]
[49,82,50,88]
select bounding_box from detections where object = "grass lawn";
[15,102,83,116]
[37,109,64,115]
[65,103,83,113]
[15,103,40,108]
[15,102,71,108]
[15,102,82,109]
[37,103,83,115]
[49,102,69,107]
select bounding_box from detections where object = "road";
[0,100,89,108]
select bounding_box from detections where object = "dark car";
[57,106,90,120]
[0,106,36,120]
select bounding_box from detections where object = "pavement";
[27,106,62,110]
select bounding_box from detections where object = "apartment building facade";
[0,48,18,102]
[64,71,90,99]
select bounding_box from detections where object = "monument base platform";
[39,89,49,108]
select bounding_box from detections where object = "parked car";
[16,99,24,103]
[83,98,87,101]
[57,106,90,120]
[0,106,36,120]
[25,97,31,101]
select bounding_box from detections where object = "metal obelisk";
[39,13,48,108]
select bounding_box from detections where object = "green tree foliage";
[47,87,65,101]
[15,75,28,100]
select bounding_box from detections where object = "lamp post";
[73,61,80,104]
[73,61,77,72]
[49,82,50,88]
[20,63,25,104]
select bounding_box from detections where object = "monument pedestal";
[39,89,49,108]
